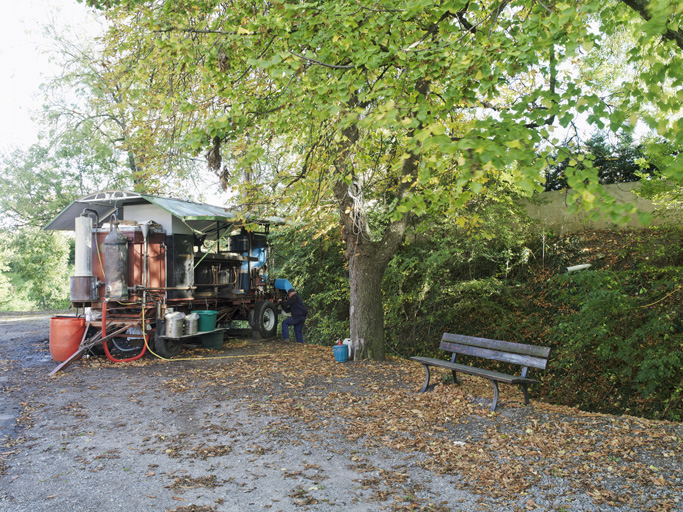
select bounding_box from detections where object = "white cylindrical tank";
[74,215,93,277]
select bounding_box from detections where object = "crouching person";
[278,288,307,343]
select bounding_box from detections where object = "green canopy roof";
[44,190,284,237]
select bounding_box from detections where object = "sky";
[0,0,99,153]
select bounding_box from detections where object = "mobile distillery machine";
[45,190,294,365]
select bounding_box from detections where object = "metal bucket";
[165,312,185,338]
[184,313,199,336]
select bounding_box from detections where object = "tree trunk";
[348,245,386,360]
[332,96,418,361]
[336,183,409,361]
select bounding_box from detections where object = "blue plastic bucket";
[333,344,348,363]
[194,310,218,331]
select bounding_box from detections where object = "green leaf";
[637,211,652,226]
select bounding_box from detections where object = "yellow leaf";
[475,70,484,80]
[430,123,445,135]
[657,120,668,136]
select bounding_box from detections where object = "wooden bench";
[410,333,551,411]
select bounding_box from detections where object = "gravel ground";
[0,312,681,512]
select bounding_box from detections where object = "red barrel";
[49,317,86,362]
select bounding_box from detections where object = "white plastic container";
[566,264,592,273]
[342,338,353,360]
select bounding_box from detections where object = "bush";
[546,267,682,419]
[270,226,349,344]
[275,222,683,420]
[0,228,72,311]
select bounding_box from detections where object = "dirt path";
[0,313,681,512]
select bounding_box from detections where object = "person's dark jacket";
[281,293,307,318]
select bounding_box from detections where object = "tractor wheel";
[253,301,278,339]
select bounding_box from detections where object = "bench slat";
[439,341,549,370]
[441,333,551,359]
[410,357,539,385]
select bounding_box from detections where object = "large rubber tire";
[154,336,183,358]
[254,301,278,339]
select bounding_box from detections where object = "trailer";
[45,190,292,363]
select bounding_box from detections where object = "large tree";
[0,17,218,229]
[88,0,683,360]
[38,21,204,194]
[1,23,138,229]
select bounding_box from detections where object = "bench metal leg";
[521,384,530,405]
[489,380,499,411]
[451,370,459,384]
[419,364,431,393]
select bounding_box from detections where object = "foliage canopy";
[79,0,683,358]
[88,0,683,217]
